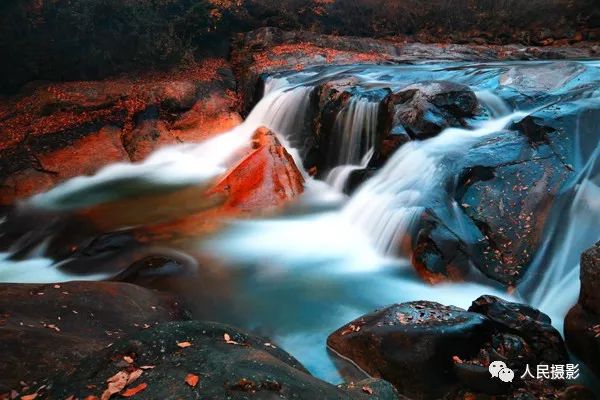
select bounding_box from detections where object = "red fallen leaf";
[84,396,100,400]
[362,386,373,395]
[101,371,129,400]
[126,369,143,385]
[223,333,238,345]
[121,383,147,397]
[21,394,38,400]
[185,373,199,387]
[177,341,192,348]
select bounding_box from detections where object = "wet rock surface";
[45,320,402,400]
[411,97,596,285]
[565,242,600,376]
[0,281,190,393]
[383,81,478,140]
[469,295,568,364]
[328,296,574,400]
[327,301,492,399]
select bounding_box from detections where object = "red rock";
[137,127,304,242]
[0,59,242,205]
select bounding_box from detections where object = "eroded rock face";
[327,301,492,399]
[383,81,478,140]
[411,99,589,285]
[565,241,600,376]
[468,295,568,365]
[0,281,189,393]
[46,320,401,400]
[329,297,574,400]
[0,59,242,205]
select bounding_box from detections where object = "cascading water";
[1,61,599,384]
[341,112,527,255]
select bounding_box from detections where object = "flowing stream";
[1,61,599,383]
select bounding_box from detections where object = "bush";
[0,0,216,92]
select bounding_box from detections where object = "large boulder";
[45,320,402,400]
[0,281,190,394]
[0,59,242,205]
[565,241,600,376]
[410,97,597,286]
[468,295,568,364]
[328,297,572,400]
[382,81,478,140]
[327,301,492,399]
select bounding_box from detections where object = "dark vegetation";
[1,0,598,93]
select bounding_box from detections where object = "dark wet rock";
[447,382,596,400]
[341,378,409,400]
[565,241,600,376]
[411,97,591,285]
[329,297,577,400]
[305,77,390,174]
[468,295,568,365]
[578,241,600,314]
[0,281,189,393]
[383,81,478,140]
[327,301,492,399]
[46,320,402,400]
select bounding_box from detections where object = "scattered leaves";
[121,383,147,397]
[102,371,129,400]
[185,373,199,387]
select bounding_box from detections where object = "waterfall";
[341,112,527,254]
[326,148,374,192]
[28,81,314,211]
[331,97,379,165]
[475,90,511,118]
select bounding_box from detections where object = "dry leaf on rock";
[185,373,199,387]
[121,383,147,397]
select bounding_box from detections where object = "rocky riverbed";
[0,18,599,400]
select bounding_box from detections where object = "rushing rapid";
[1,60,599,382]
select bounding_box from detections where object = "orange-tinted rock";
[208,127,305,211]
[138,127,304,242]
[38,126,129,177]
[0,59,242,205]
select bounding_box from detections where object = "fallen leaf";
[84,396,100,400]
[21,394,38,400]
[65,396,75,400]
[101,371,129,400]
[127,369,143,385]
[121,383,147,397]
[185,373,199,387]
[139,365,155,370]
[362,386,373,395]
[177,341,192,348]
[223,333,238,344]
[123,356,134,364]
